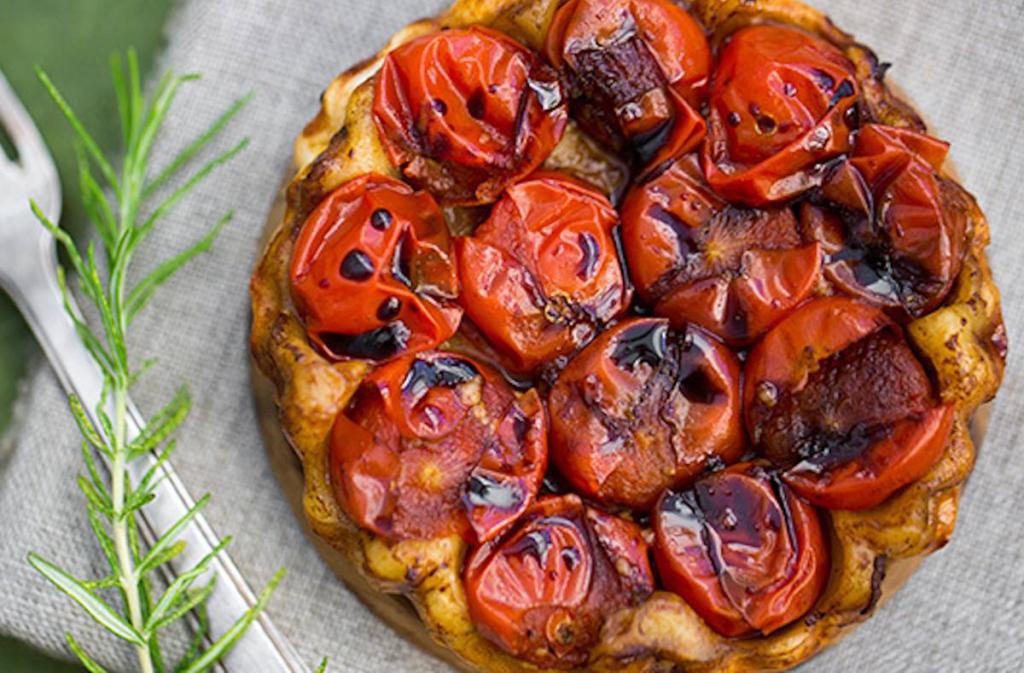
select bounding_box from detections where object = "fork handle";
[4,231,308,673]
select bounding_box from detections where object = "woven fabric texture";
[1,0,1021,670]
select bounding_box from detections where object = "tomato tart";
[250,1,1006,671]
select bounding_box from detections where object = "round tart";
[250,1,1007,671]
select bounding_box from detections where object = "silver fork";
[0,70,308,672]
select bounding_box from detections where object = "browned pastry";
[250,1,1007,671]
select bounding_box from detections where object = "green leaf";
[81,575,120,591]
[148,576,217,634]
[66,632,109,673]
[53,267,117,379]
[80,441,110,499]
[28,553,147,646]
[147,536,230,635]
[85,498,117,570]
[135,439,174,499]
[139,574,169,673]
[135,494,211,576]
[177,567,285,673]
[126,49,144,152]
[145,91,253,198]
[69,395,108,452]
[127,211,230,322]
[77,475,113,517]
[109,52,132,147]
[126,505,143,564]
[136,537,184,573]
[95,404,115,449]
[35,66,120,193]
[315,658,329,673]
[178,603,210,671]
[75,143,117,252]
[128,357,160,387]
[123,487,157,513]
[137,138,247,239]
[127,386,190,459]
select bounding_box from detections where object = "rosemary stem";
[111,382,154,673]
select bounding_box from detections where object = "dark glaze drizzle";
[506,528,555,564]
[611,321,668,369]
[466,473,525,511]
[340,249,375,281]
[467,88,486,120]
[401,356,480,398]
[391,231,413,288]
[376,296,402,321]
[321,321,411,360]
[577,232,601,280]
[371,208,394,230]
[527,75,565,112]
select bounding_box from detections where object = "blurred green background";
[1,1,174,669]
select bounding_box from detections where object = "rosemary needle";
[23,50,321,673]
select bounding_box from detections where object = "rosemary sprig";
[23,50,295,673]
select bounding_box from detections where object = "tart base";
[251,182,993,672]
[249,1,1006,671]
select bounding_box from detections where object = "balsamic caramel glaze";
[321,322,411,361]
[401,356,480,397]
[467,473,526,511]
[610,321,668,369]
[339,249,375,281]
[370,208,393,230]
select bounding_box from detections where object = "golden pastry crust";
[249,1,1007,671]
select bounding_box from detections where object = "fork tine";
[0,70,35,166]
[0,68,61,220]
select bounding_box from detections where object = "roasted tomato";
[465,495,654,669]
[802,124,968,319]
[329,351,547,543]
[653,462,829,637]
[703,24,859,206]
[289,174,461,362]
[457,172,631,373]
[744,297,954,510]
[545,0,710,170]
[621,154,821,344]
[548,318,743,509]
[373,27,568,206]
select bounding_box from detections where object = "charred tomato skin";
[464,494,654,669]
[289,174,461,363]
[744,298,953,510]
[545,0,711,170]
[653,462,829,638]
[803,124,967,319]
[329,351,548,543]
[548,317,744,510]
[703,24,860,206]
[621,154,822,345]
[457,172,632,374]
[373,26,568,206]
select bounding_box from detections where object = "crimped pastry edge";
[248,1,1007,671]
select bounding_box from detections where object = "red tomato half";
[744,298,953,510]
[373,27,568,206]
[654,462,829,637]
[545,0,711,170]
[457,172,631,373]
[465,495,654,669]
[548,318,744,509]
[330,352,547,543]
[703,25,859,205]
[289,174,461,362]
[802,124,967,319]
[621,154,822,344]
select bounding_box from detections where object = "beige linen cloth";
[1,0,1022,670]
